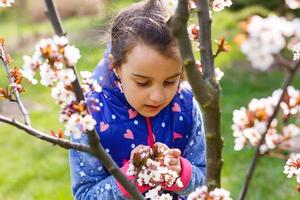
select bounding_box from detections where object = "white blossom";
[212,0,232,12]
[282,124,300,138]
[290,43,300,61]
[51,84,76,105]
[64,45,81,66]
[283,153,300,184]
[40,63,57,86]
[82,115,96,131]
[215,68,224,81]
[53,35,69,47]
[187,186,232,200]
[285,0,300,9]
[80,71,93,79]
[58,68,76,86]
[0,0,14,7]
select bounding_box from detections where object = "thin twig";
[0,47,31,126]
[238,60,300,200]
[43,0,144,199]
[0,114,91,152]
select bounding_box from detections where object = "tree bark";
[168,0,223,190]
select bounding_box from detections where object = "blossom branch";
[0,114,91,152]
[168,0,223,190]
[43,0,144,199]
[0,46,31,126]
[238,60,300,200]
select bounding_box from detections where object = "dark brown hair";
[110,0,180,68]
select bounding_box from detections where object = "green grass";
[1,2,300,200]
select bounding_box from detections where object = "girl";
[69,0,206,199]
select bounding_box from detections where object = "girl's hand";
[130,144,149,160]
[164,148,181,175]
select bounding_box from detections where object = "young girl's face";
[114,43,182,117]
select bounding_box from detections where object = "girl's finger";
[130,145,149,159]
[164,157,180,166]
[165,148,181,158]
[154,142,169,152]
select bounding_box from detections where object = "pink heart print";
[99,122,109,132]
[173,132,183,140]
[172,103,181,112]
[128,109,138,119]
[124,129,134,140]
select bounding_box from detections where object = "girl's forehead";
[122,43,182,77]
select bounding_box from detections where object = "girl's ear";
[109,54,122,81]
[108,54,115,69]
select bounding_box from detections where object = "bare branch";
[197,0,215,79]
[238,60,300,200]
[0,114,91,152]
[0,47,31,126]
[273,54,293,71]
[43,0,144,199]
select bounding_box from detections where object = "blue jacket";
[69,44,206,199]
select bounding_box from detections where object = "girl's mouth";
[145,105,161,112]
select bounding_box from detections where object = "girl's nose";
[149,88,166,105]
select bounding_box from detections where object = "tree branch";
[43,0,144,199]
[197,0,215,79]
[0,114,91,152]
[168,0,212,106]
[0,47,31,126]
[238,60,300,200]
[169,0,223,190]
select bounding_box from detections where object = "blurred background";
[0,0,300,199]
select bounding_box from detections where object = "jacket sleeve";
[165,97,206,195]
[69,133,129,200]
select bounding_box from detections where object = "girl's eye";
[136,81,149,87]
[163,80,176,86]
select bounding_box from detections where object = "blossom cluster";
[238,15,300,70]
[126,145,183,199]
[144,186,173,200]
[211,0,232,12]
[0,0,14,7]
[187,185,232,200]
[232,86,300,153]
[21,35,97,139]
[283,153,300,185]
